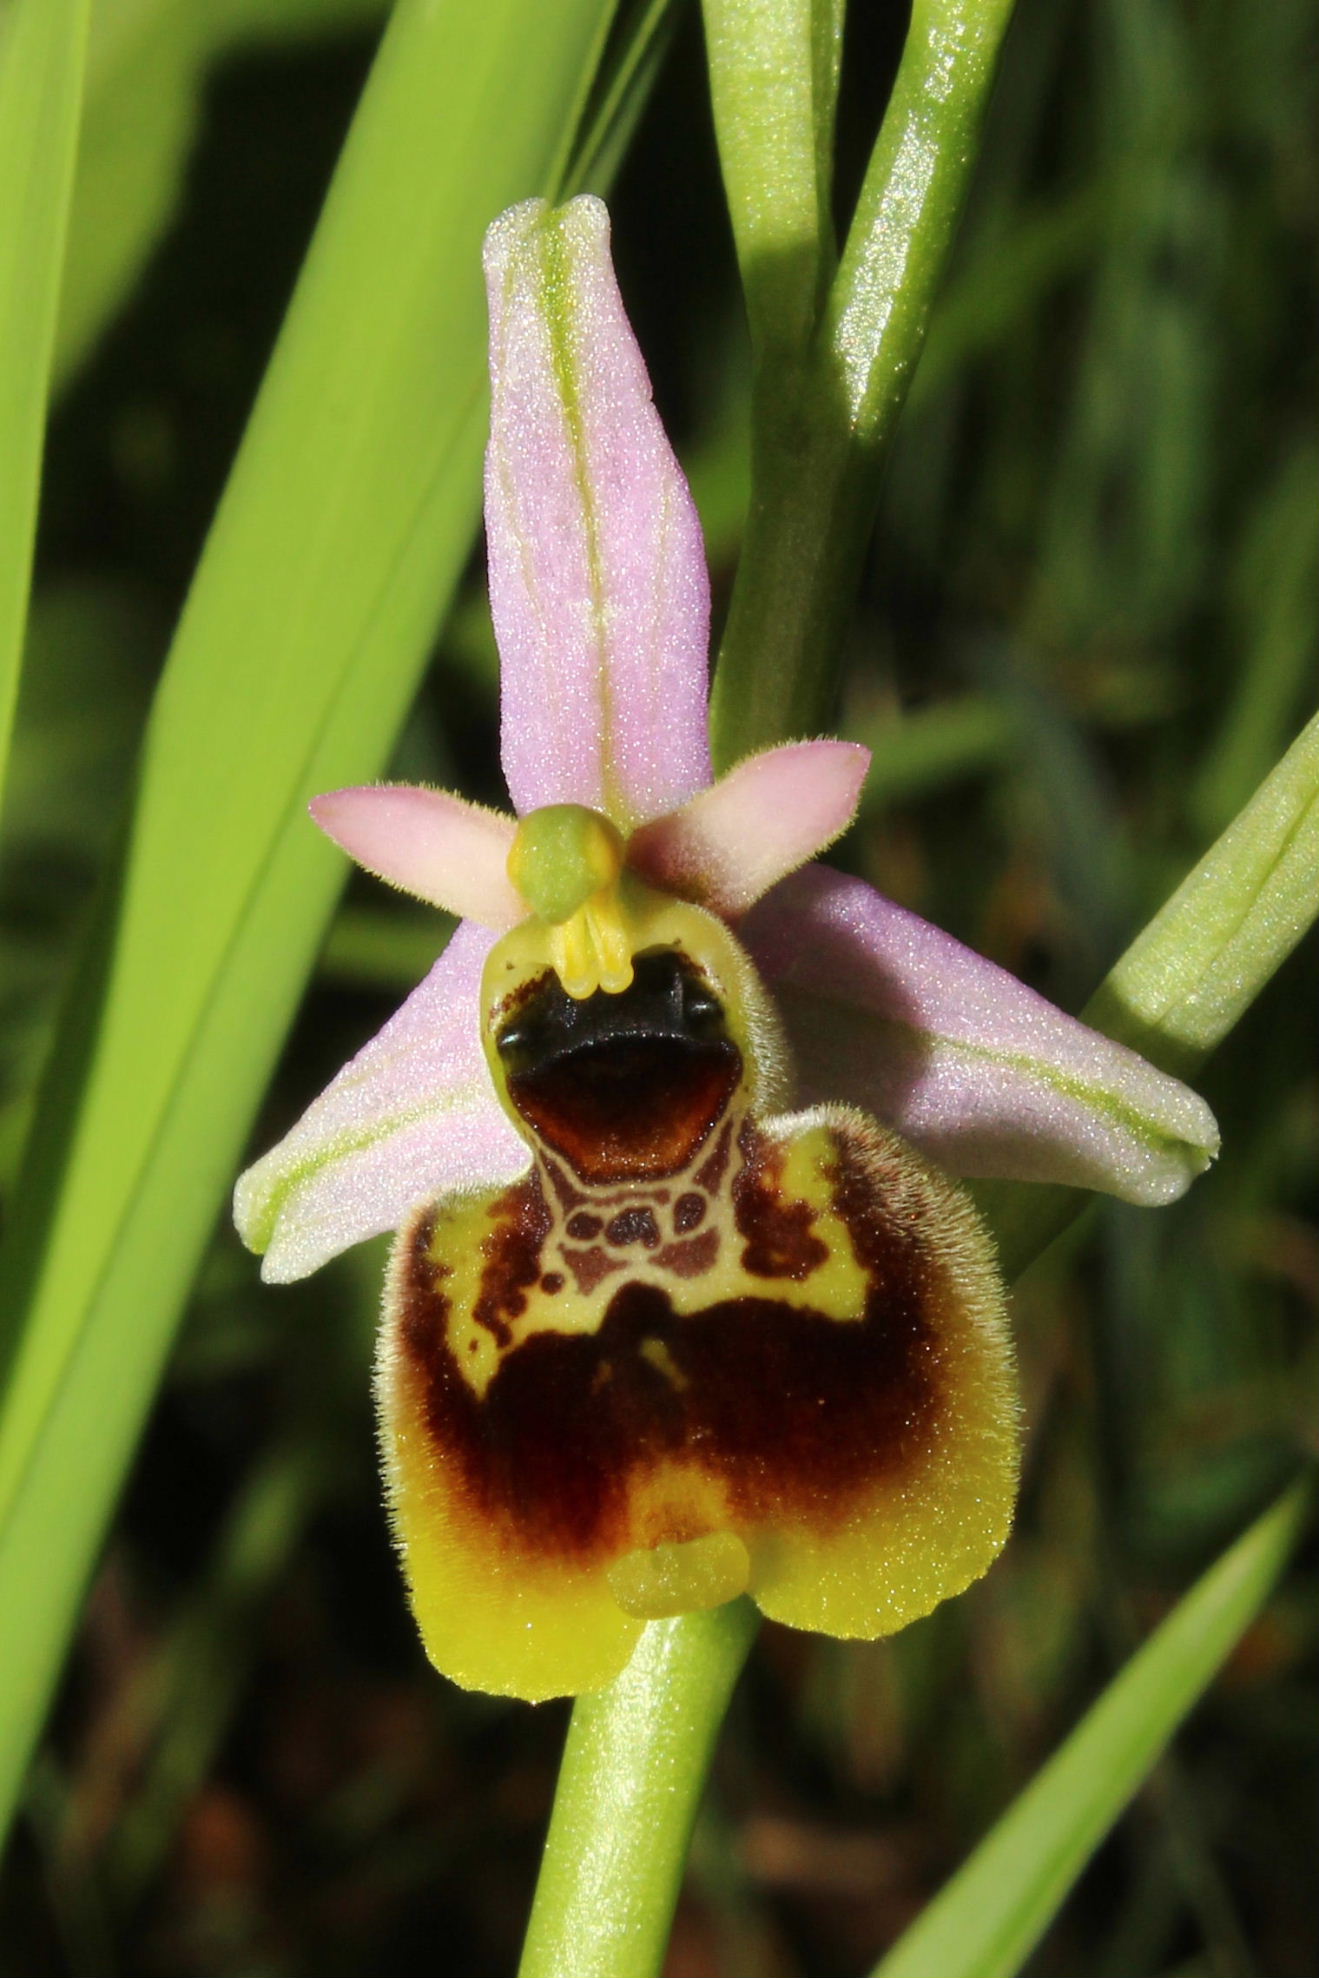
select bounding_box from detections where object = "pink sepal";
[744,867,1219,1204]
[484,198,711,829]
[233,921,528,1282]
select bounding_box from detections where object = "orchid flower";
[234,198,1218,1703]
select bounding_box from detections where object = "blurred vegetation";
[0,0,1314,1973]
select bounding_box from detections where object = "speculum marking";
[395,1124,945,1566]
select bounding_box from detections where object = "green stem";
[710,0,1018,765]
[517,1600,759,1978]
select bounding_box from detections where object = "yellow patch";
[378,1105,1018,1700]
[372,888,1017,1699]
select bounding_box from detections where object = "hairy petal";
[377,1103,1016,1696]
[628,740,869,916]
[311,786,524,929]
[744,868,1220,1203]
[484,196,711,828]
[234,921,527,1282]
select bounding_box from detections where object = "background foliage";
[0,0,1313,1973]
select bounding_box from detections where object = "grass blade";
[1089,706,1319,1077]
[57,0,390,388]
[701,0,845,357]
[566,0,679,198]
[0,0,616,1841]
[871,1481,1310,1978]
[709,0,1018,762]
[0,0,92,809]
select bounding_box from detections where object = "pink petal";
[744,868,1219,1204]
[233,921,528,1282]
[628,741,869,916]
[309,786,524,930]
[484,197,712,829]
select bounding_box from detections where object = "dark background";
[1,0,1314,1972]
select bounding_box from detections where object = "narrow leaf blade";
[0,0,616,1840]
[871,1483,1309,1978]
[0,0,92,806]
[701,0,843,354]
[1089,707,1319,1076]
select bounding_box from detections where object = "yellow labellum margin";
[234,196,1217,1700]
[376,845,1018,1700]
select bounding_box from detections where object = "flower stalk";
[518,1600,759,1978]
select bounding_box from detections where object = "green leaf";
[984,710,1319,1275]
[566,0,679,198]
[0,0,92,814]
[56,0,203,388]
[1091,704,1319,1077]
[1190,446,1319,837]
[850,693,1019,814]
[700,0,844,357]
[870,1481,1309,1978]
[710,0,1019,765]
[827,0,1018,452]
[0,0,617,1842]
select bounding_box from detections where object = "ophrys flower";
[235,198,1218,1700]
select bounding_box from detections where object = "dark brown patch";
[673,1192,706,1233]
[694,1120,733,1193]
[561,1246,625,1297]
[498,950,742,1184]
[398,1126,942,1561]
[606,1206,661,1250]
[509,1042,738,1183]
[653,1229,720,1278]
[467,1172,553,1346]
[540,1272,564,1294]
[567,1211,603,1241]
[733,1124,829,1281]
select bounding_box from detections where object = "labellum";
[377,811,1017,1700]
[234,196,1217,1701]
